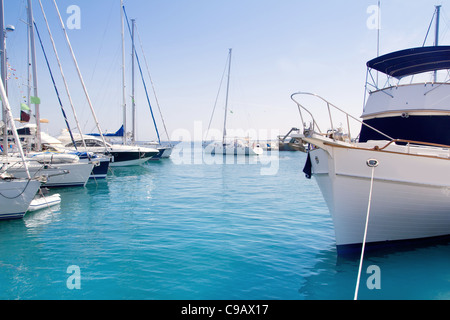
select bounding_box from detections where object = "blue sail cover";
[88,125,124,137]
[366,46,450,78]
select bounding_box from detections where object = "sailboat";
[71,1,159,167]
[0,0,40,219]
[27,2,109,180]
[0,106,41,219]
[123,8,173,159]
[5,0,94,187]
[37,0,157,168]
[203,49,263,156]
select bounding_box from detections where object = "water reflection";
[24,204,62,229]
[299,239,450,300]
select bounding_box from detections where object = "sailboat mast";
[0,1,31,177]
[121,0,127,145]
[131,18,136,144]
[0,63,31,178]
[434,5,441,82]
[222,48,232,146]
[0,0,6,155]
[27,8,31,123]
[52,0,108,150]
[36,0,86,150]
[28,0,41,151]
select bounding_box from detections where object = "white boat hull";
[7,162,94,188]
[89,149,158,167]
[56,134,159,166]
[0,179,41,219]
[306,137,450,252]
[81,155,110,179]
[140,143,174,159]
[108,153,155,167]
[158,146,173,158]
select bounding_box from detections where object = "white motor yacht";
[293,45,450,254]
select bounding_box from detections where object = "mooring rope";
[354,159,378,300]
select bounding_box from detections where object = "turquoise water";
[0,144,449,300]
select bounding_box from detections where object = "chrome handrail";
[290,92,394,142]
[379,139,450,151]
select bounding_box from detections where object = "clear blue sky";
[3,0,449,141]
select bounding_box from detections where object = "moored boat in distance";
[203,49,263,157]
[17,124,110,180]
[139,141,173,159]
[278,127,306,152]
[58,131,159,167]
[203,139,263,156]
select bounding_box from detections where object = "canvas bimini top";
[366,46,450,78]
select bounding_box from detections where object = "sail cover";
[88,125,124,137]
[366,46,450,78]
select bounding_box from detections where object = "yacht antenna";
[0,0,7,155]
[376,0,380,57]
[434,5,441,82]
[121,0,127,145]
[376,0,380,86]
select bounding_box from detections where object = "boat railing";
[366,81,450,96]
[290,92,393,142]
[378,139,450,151]
[290,92,450,157]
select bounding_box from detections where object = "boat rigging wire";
[33,20,77,150]
[37,0,88,152]
[122,5,161,144]
[135,23,172,145]
[205,53,229,143]
[51,0,109,153]
[423,7,437,47]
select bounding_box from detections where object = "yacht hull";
[0,179,41,219]
[307,139,450,253]
[109,150,158,166]
[87,157,110,179]
[152,146,173,159]
[7,162,94,188]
